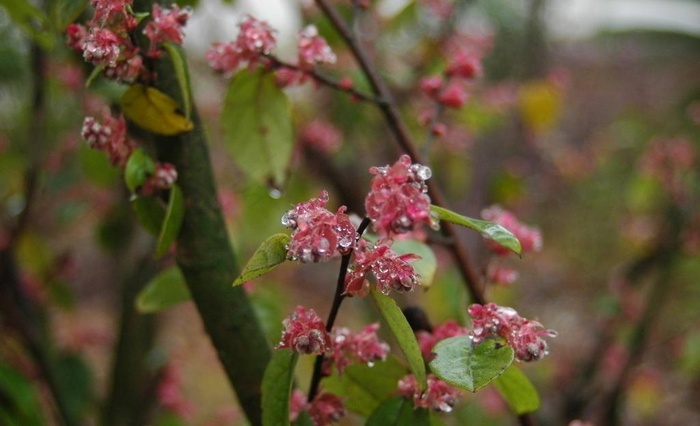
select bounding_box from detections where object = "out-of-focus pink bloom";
[488,266,519,285]
[421,0,454,18]
[308,392,345,426]
[275,67,308,87]
[297,25,336,69]
[481,205,543,255]
[81,111,136,167]
[344,239,421,297]
[143,4,191,58]
[277,306,331,355]
[468,303,556,362]
[282,191,357,263]
[289,389,307,423]
[66,23,88,51]
[141,162,178,195]
[446,49,482,80]
[419,75,443,99]
[82,27,123,68]
[638,136,696,201]
[397,374,460,412]
[438,80,469,109]
[326,323,390,374]
[299,120,342,154]
[365,155,433,236]
[416,320,469,359]
[207,15,276,77]
[157,363,194,420]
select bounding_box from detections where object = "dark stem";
[307,217,372,401]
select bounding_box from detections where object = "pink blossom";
[81,112,136,167]
[638,136,696,201]
[488,266,519,285]
[66,24,88,51]
[297,25,336,69]
[438,80,469,108]
[397,374,460,412]
[282,191,357,263]
[207,15,276,77]
[275,67,308,87]
[143,4,191,58]
[277,306,331,355]
[326,323,390,374]
[419,75,443,99]
[365,154,434,236]
[157,363,194,420]
[344,239,421,297]
[416,320,469,359]
[82,27,123,68]
[445,49,482,80]
[289,389,307,423]
[308,392,345,426]
[299,120,342,154]
[481,205,543,255]
[141,162,178,195]
[468,303,556,362]
[90,0,137,30]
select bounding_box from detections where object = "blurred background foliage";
[1,0,699,425]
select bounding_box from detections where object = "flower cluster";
[157,362,194,419]
[487,266,519,286]
[81,111,136,167]
[299,120,343,154]
[397,374,460,412]
[281,191,356,263]
[289,390,346,426]
[481,205,543,255]
[468,303,556,362]
[67,1,190,83]
[416,320,469,360]
[638,136,696,202]
[277,306,331,355]
[326,323,390,374]
[140,162,178,196]
[365,155,434,236]
[275,25,337,87]
[207,15,277,77]
[344,239,421,297]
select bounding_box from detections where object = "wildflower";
[419,75,443,99]
[289,390,307,423]
[326,323,390,374]
[445,49,482,80]
[308,392,345,426]
[299,120,342,154]
[416,320,469,359]
[397,374,460,412]
[344,239,421,297]
[282,191,356,263]
[437,80,468,109]
[488,266,519,285]
[481,205,543,255]
[141,162,178,195]
[207,15,276,76]
[297,25,336,69]
[81,112,135,167]
[468,303,556,362]
[143,4,192,58]
[365,155,433,236]
[277,306,331,355]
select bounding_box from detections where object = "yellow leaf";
[121,84,193,136]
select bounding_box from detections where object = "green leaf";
[162,42,191,119]
[156,185,184,258]
[222,69,293,187]
[0,363,44,425]
[366,396,430,426]
[430,205,522,255]
[136,267,190,314]
[370,289,426,390]
[0,0,54,49]
[131,196,166,236]
[391,239,437,288]
[291,411,313,426]
[121,84,193,135]
[124,149,156,192]
[262,349,298,426]
[493,366,540,414]
[54,354,93,420]
[233,233,290,287]
[323,356,408,416]
[429,335,513,392]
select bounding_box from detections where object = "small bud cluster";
[299,120,343,154]
[67,1,190,83]
[289,390,346,426]
[81,112,135,167]
[365,154,434,236]
[141,162,178,196]
[325,323,390,374]
[416,320,469,360]
[275,25,337,87]
[468,303,557,362]
[344,239,421,297]
[488,266,519,286]
[397,374,461,412]
[207,15,277,77]
[281,191,356,263]
[481,205,543,255]
[157,363,194,419]
[277,306,331,355]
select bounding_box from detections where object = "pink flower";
[90,0,137,30]
[468,303,556,362]
[275,67,308,87]
[344,239,421,297]
[419,75,444,99]
[445,49,482,80]
[81,111,136,167]
[481,205,543,255]
[308,392,345,426]
[437,80,468,108]
[365,155,434,236]
[282,191,356,263]
[416,320,469,359]
[143,4,191,58]
[289,389,307,423]
[488,266,519,285]
[141,162,178,195]
[277,306,331,355]
[397,374,460,412]
[299,120,343,154]
[157,363,194,420]
[82,27,123,68]
[297,25,336,69]
[207,15,276,77]
[326,323,390,374]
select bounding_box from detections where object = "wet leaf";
[431,205,521,255]
[493,366,540,414]
[121,84,193,135]
[262,349,298,426]
[233,233,290,287]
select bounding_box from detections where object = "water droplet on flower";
[268,187,283,199]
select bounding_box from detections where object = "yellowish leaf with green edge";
[162,42,191,119]
[233,234,290,287]
[121,84,193,135]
